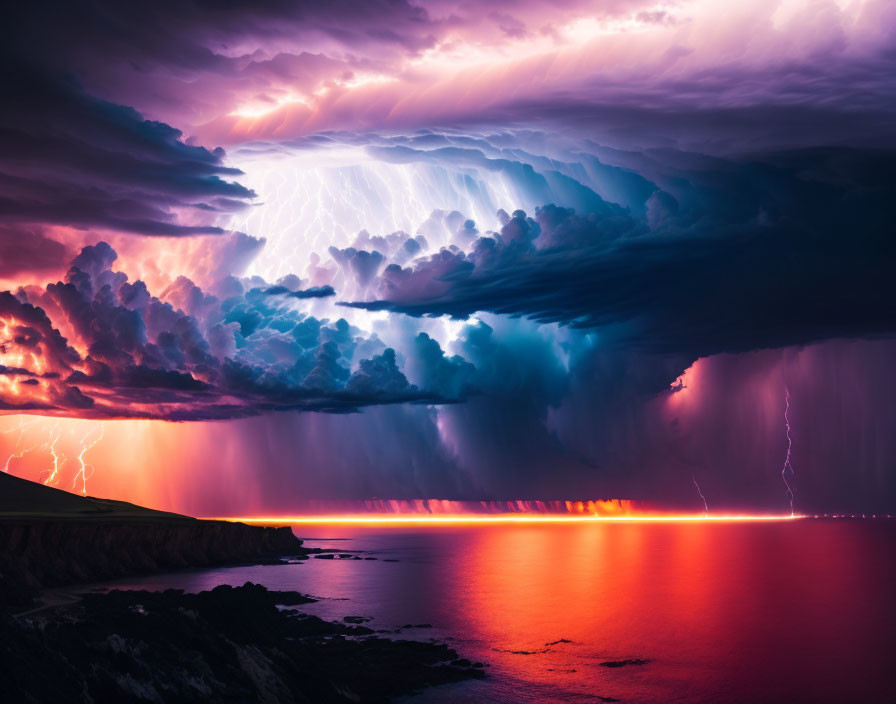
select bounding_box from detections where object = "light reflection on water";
[100,521,896,703]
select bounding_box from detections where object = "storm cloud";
[2,1,896,515]
[0,66,255,239]
[344,148,896,358]
[0,244,466,420]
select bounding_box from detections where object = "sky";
[1,0,894,515]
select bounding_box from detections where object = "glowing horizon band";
[202,514,806,525]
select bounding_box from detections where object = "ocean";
[99,520,896,703]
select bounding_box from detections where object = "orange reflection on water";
[424,521,895,703]
[96,519,896,703]
[208,514,804,524]
[271,521,894,703]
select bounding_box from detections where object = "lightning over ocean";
[1,2,894,703]
[781,386,796,516]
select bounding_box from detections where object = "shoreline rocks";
[2,582,485,703]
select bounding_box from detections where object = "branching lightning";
[781,385,795,517]
[692,474,709,516]
[2,417,42,472]
[3,418,107,493]
[41,422,66,486]
[72,423,105,496]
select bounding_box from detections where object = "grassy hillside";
[0,472,189,521]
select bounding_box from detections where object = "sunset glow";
[206,514,806,525]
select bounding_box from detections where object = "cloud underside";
[341,148,896,358]
[0,66,255,240]
[346,223,895,357]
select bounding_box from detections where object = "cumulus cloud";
[408,332,476,400]
[0,244,467,420]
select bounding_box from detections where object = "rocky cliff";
[0,473,306,605]
[2,519,303,596]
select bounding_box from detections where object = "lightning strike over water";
[693,475,709,516]
[781,386,795,517]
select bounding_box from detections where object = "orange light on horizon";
[201,514,807,525]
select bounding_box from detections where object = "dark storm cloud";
[344,148,896,358]
[263,285,337,299]
[2,0,444,127]
[434,319,593,498]
[0,65,255,238]
[476,50,896,154]
[0,226,72,278]
[408,333,476,400]
[0,244,461,420]
[3,1,657,121]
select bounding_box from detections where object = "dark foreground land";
[3,583,484,703]
[0,472,303,605]
[0,474,485,702]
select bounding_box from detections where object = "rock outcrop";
[1,518,305,603]
[3,582,485,703]
[0,473,306,605]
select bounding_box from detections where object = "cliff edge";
[0,473,306,605]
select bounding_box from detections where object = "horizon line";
[201,514,808,525]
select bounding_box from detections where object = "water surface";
[102,520,896,703]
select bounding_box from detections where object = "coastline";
[0,474,485,703]
[0,471,308,606]
[4,582,485,703]
[0,515,305,605]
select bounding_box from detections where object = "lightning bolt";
[72,423,104,496]
[781,386,795,517]
[2,417,42,472]
[692,474,709,516]
[41,422,66,486]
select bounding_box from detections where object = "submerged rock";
[600,658,651,668]
[343,615,373,624]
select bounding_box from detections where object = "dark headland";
[0,471,305,605]
[0,473,484,703]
